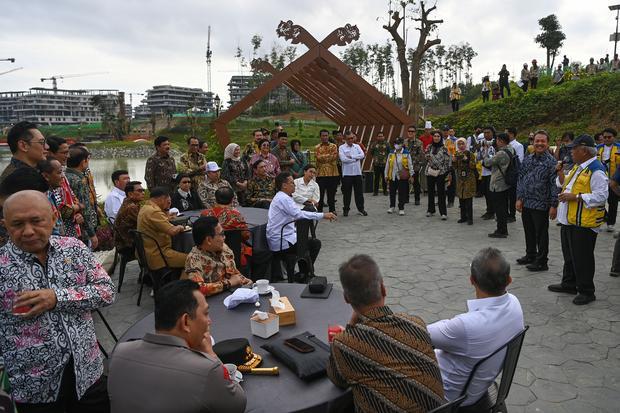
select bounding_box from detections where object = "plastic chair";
[223,229,243,269]
[94,309,118,358]
[109,222,138,293]
[130,230,175,306]
[277,219,318,283]
[459,326,530,413]
[428,395,467,413]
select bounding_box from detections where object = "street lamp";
[214,94,221,117]
[610,4,620,59]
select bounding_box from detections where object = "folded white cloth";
[223,288,259,309]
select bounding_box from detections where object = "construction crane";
[0,58,15,63]
[206,25,213,93]
[40,71,108,92]
[0,67,23,76]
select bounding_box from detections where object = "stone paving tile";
[95,194,618,412]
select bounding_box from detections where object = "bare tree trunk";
[383,11,410,110]
[408,2,442,123]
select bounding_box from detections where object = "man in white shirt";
[292,164,320,210]
[548,135,608,305]
[428,248,524,408]
[478,127,496,220]
[104,169,130,221]
[506,128,524,222]
[267,172,336,281]
[339,131,367,217]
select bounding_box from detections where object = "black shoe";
[516,256,535,265]
[507,216,517,223]
[467,220,473,225]
[343,210,349,217]
[488,232,508,238]
[526,263,549,272]
[373,193,378,196]
[610,271,620,277]
[573,294,596,305]
[457,218,467,223]
[359,210,368,216]
[415,200,420,205]
[482,213,495,220]
[547,284,578,294]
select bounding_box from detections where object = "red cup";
[328,324,345,343]
[12,293,31,315]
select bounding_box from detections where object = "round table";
[117,283,352,413]
[172,207,269,253]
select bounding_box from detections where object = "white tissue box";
[250,313,279,338]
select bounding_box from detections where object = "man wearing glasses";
[179,136,207,189]
[0,121,48,185]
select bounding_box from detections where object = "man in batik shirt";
[0,191,115,412]
[144,136,177,192]
[184,217,251,296]
[178,136,207,189]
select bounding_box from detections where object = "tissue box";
[250,313,279,338]
[269,296,296,326]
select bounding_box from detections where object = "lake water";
[0,155,148,199]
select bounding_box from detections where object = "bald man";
[0,190,115,413]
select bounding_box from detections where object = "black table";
[172,207,269,253]
[117,283,352,413]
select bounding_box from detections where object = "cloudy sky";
[0,0,617,106]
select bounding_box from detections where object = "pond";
[0,155,149,199]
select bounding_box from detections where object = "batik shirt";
[184,244,245,296]
[0,236,115,403]
[144,152,177,191]
[65,168,97,238]
[197,179,238,209]
[314,143,339,177]
[114,198,142,250]
[178,151,207,189]
[246,177,276,206]
[370,142,390,166]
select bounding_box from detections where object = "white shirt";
[428,293,524,406]
[602,145,612,162]
[555,157,609,232]
[478,142,495,177]
[266,191,323,251]
[509,139,524,162]
[338,143,365,176]
[383,150,414,180]
[292,177,320,208]
[104,187,126,221]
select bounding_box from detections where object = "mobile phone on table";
[284,338,315,353]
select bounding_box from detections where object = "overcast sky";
[0,0,617,106]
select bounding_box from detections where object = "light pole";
[214,94,221,117]
[610,4,620,59]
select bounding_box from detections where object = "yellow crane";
[40,71,108,91]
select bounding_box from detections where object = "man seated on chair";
[184,216,251,296]
[114,180,144,255]
[108,280,246,413]
[427,247,524,409]
[266,172,336,281]
[327,254,445,412]
[104,169,130,221]
[137,186,187,277]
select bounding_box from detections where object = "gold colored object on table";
[237,366,279,376]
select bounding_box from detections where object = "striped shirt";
[327,306,445,413]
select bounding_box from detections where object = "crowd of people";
[0,117,618,412]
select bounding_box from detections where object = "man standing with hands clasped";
[339,131,367,217]
[548,135,608,305]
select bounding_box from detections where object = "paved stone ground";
[96,193,618,413]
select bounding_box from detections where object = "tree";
[341,42,370,78]
[535,14,566,75]
[384,0,443,123]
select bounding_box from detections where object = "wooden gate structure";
[212,20,414,171]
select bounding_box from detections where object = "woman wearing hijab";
[289,139,308,179]
[222,143,250,206]
[454,137,477,225]
[384,137,414,215]
[424,130,452,220]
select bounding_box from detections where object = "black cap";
[213,338,262,368]
[567,134,595,148]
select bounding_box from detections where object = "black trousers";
[521,80,529,92]
[607,188,618,226]
[341,175,365,213]
[427,174,447,215]
[271,239,321,281]
[459,197,473,222]
[611,236,620,275]
[481,175,494,215]
[491,189,509,234]
[373,164,387,195]
[446,169,456,204]
[451,99,460,112]
[530,77,538,89]
[508,186,517,218]
[317,176,339,213]
[560,225,597,295]
[389,179,409,210]
[499,81,511,97]
[521,207,550,264]
[16,359,109,413]
[482,91,490,102]
[411,172,421,201]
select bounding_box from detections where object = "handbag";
[261,331,331,381]
[426,165,440,177]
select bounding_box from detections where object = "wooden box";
[269,296,296,326]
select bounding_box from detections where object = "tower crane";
[40,71,108,92]
[206,25,213,94]
[0,67,23,76]
[0,58,15,63]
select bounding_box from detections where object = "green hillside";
[432,72,620,139]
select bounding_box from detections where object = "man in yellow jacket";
[597,127,619,232]
[548,135,608,305]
